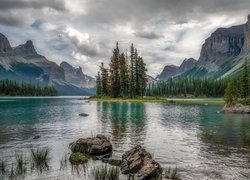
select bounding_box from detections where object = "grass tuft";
[60,154,68,170]
[164,166,180,180]
[15,153,27,176]
[30,147,51,172]
[92,165,120,180]
[0,161,6,175]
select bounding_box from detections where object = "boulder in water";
[69,134,112,156]
[121,145,162,179]
[79,113,89,117]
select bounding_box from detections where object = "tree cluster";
[224,59,250,105]
[146,77,228,97]
[96,42,147,98]
[0,79,57,96]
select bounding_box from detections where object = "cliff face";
[158,58,197,81]
[242,14,250,53]
[0,33,12,54]
[197,25,245,72]
[60,61,95,88]
[183,14,250,79]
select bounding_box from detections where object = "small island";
[221,60,250,113]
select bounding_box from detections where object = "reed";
[164,166,180,180]
[30,147,51,172]
[92,165,120,180]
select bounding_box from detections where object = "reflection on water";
[97,102,147,155]
[0,98,250,179]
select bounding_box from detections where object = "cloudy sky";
[0,0,250,77]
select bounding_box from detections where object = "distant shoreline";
[89,96,225,105]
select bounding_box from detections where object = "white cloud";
[62,27,101,57]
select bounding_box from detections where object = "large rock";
[121,145,162,179]
[69,135,112,156]
[220,104,250,114]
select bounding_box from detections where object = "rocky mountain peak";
[179,58,196,73]
[157,58,197,81]
[60,61,72,69]
[0,33,12,53]
[157,65,179,81]
[60,61,95,88]
[13,40,42,59]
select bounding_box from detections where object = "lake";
[0,97,250,179]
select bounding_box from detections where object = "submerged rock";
[121,145,162,179]
[33,135,40,140]
[220,104,250,114]
[69,135,112,156]
[79,113,89,117]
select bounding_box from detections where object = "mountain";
[0,33,95,95]
[184,14,250,78]
[157,58,197,81]
[60,61,95,88]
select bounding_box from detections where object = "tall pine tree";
[100,63,109,96]
[96,71,102,96]
[110,42,121,97]
[240,59,249,104]
[129,44,135,98]
[119,53,129,97]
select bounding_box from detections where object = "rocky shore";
[69,135,163,179]
[220,104,250,114]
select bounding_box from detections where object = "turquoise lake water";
[0,97,250,179]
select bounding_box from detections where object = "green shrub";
[69,152,88,165]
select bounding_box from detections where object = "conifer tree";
[100,63,109,96]
[129,43,135,98]
[240,59,249,104]
[110,42,120,97]
[96,71,102,96]
[119,53,129,97]
[224,79,238,106]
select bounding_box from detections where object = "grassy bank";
[89,96,225,105]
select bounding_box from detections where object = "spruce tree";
[224,79,238,106]
[96,71,102,96]
[100,63,109,96]
[129,44,135,98]
[119,53,129,97]
[110,42,121,97]
[240,59,249,104]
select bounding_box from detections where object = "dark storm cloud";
[78,0,250,29]
[0,13,24,27]
[135,31,164,39]
[0,0,250,76]
[0,0,66,27]
[0,0,66,11]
